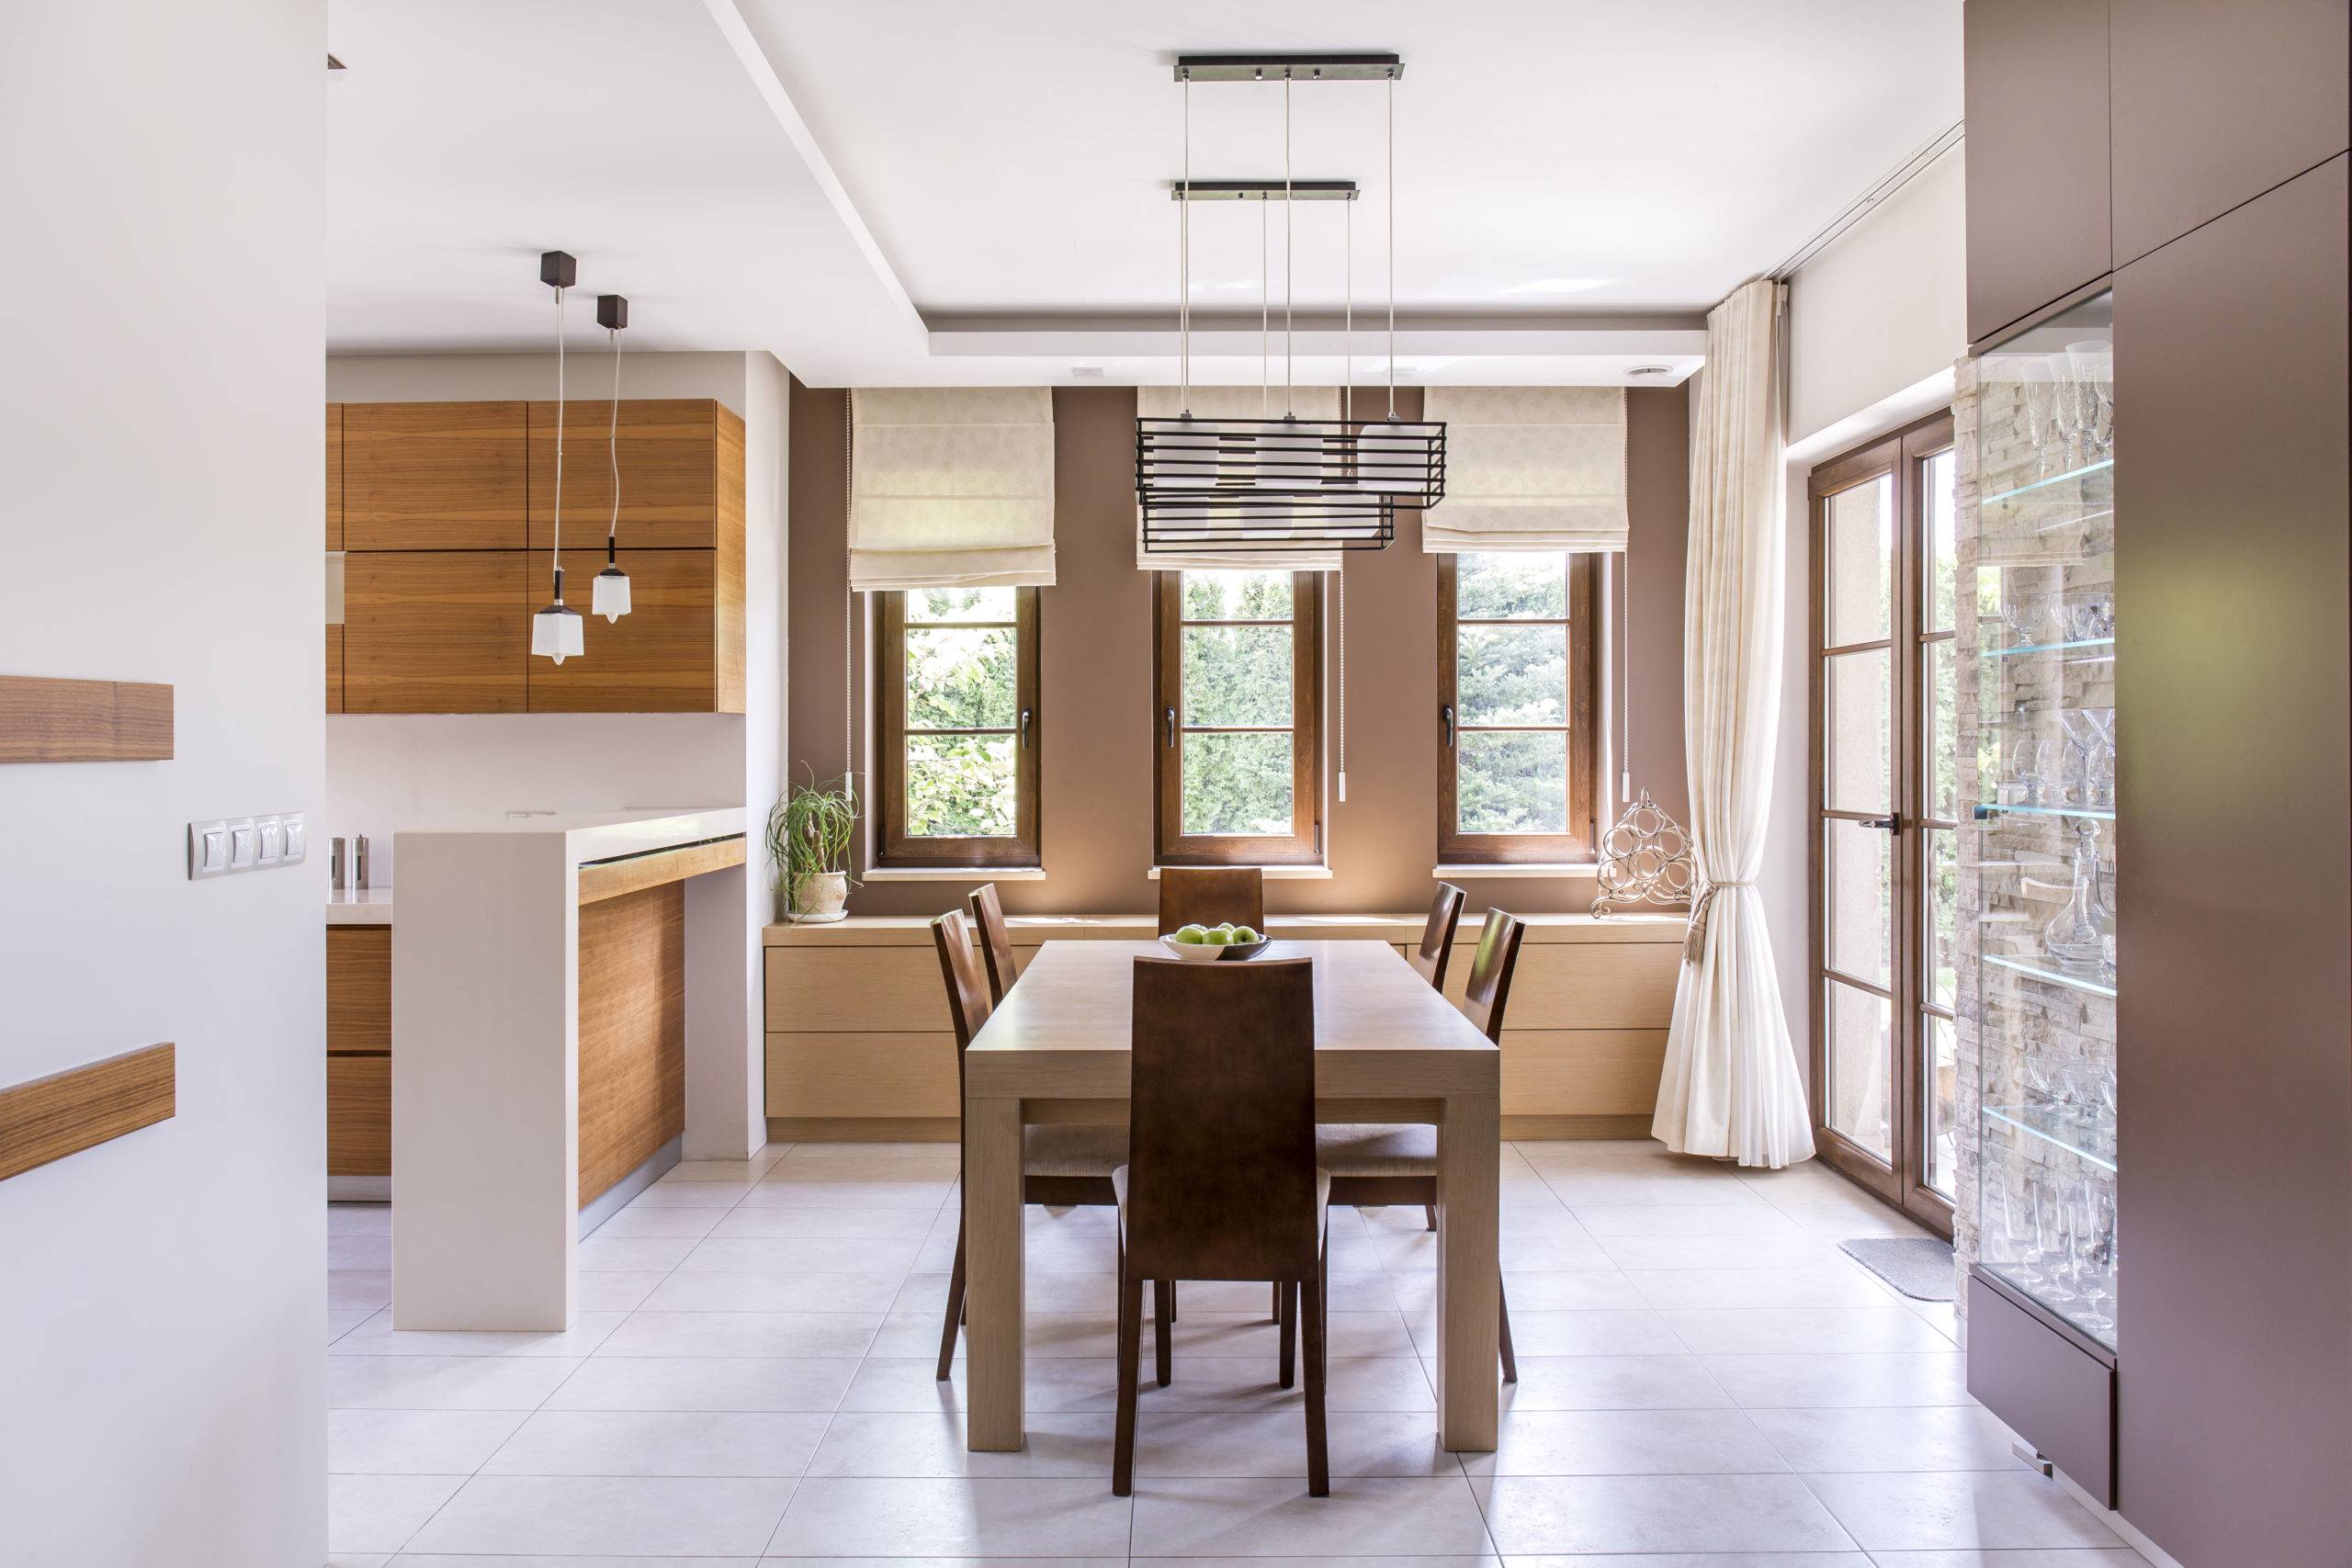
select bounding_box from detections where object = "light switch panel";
[255,815,285,865]
[227,818,258,869]
[282,813,307,863]
[188,819,231,879]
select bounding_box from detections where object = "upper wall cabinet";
[2109,0,2350,266]
[528,547,744,714]
[527,399,745,551]
[325,403,345,550]
[343,401,530,550]
[1963,0,2112,344]
[343,549,532,715]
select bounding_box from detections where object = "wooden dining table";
[959,938,1502,1452]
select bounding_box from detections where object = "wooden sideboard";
[762,912,1686,1142]
[324,398,745,715]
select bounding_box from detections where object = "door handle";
[1020,707,1034,750]
[1441,704,1455,749]
[1163,705,1176,749]
[1862,813,1902,834]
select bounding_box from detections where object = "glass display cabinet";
[1963,294,2120,1359]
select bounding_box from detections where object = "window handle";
[1441,703,1455,750]
[1163,705,1176,749]
[1862,813,1902,835]
[1020,707,1034,750]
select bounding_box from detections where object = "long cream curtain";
[850,388,1056,591]
[1653,278,1815,1168]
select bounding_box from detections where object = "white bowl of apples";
[1159,922,1272,961]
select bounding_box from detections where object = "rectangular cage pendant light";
[1136,53,1444,558]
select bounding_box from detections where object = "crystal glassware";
[2043,818,2109,971]
[2066,340,2115,459]
[2018,359,2059,477]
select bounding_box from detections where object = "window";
[1438,551,1600,863]
[1153,570,1321,865]
[875,586,1039,868]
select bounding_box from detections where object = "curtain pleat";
[1653,278,1815,1168]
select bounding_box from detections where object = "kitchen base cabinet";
[327,924,393,1182]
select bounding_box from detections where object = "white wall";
[323,350,788,1156]
[1768,143,1969,1089]
[0,4,326,1564]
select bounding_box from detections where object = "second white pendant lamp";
[592,291,632,623]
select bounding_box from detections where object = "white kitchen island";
[390,807,748,1330]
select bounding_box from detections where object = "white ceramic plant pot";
[790,871,850,923]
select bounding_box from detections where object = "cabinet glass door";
[1810,414,1958,1231]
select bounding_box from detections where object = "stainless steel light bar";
[1174,53,1402,83]
[1170,180,1358,202]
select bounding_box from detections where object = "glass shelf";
[1981,637,2114,660]
[1973,802,2116,821]
[1981,458,2114,507]
[1984,1100,2119,1173]
[1986,952,2117,998]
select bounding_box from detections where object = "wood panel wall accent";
[578,882,686,1207]
[0,675,174,763]
[761,914,1683,1141]
[342,549,530,714]
[342,400,529,549]
[576,834,746,907]
[325,403,344,549]
[0,1043,175,1182]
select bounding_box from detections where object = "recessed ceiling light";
[1500,276,1610,296]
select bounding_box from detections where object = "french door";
[1808,412,1957,1233]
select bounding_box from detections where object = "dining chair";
[1316,907,1527,1381]
[1410,881,1468,989]
[1155,865,1264,936]
[967,882,1019,1004]
[931,908,1148,1380]
[1114,955,1329,1496]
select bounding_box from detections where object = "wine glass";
[2032,1178,2080,1303]
[2018,360,2059,476]
[2056,710,2097,805]
[2083,707,2117,807]
[2046,354,2085,468]
[2065,340,2114,459]
[2009,733,2051,807]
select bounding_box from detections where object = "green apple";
[1230,926,1260,944]
[1174,923,1210,943]
[1202,927,1234,946]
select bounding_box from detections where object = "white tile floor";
[324,1139,2144,1567]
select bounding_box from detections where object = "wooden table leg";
[963,1094,1025,1450]
[1434,1091,1500,1451]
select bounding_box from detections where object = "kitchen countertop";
[327,887,394,925]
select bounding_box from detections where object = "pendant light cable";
[1336,567,1347,803]
[1283,73,1293,416]
[843,400,854,793]
[1179,74,1191,414]
[1386,71,1396,420]
[1343,195,1353,424]
[1260,197,1270,415]
[605,325,622,544]
[551,286,566,596]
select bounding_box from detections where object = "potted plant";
[768,770,858,923]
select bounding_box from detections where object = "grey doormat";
[1840,1236,1957,1301]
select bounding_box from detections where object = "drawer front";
[326,926,391,1052]
[1442,940,1680,1029]
[764,1031,959,1120]
[1965,1269,2115,1505]
[1501,1029,1667,1117]
[327,1055,391,1178]
[765,947,952,1033]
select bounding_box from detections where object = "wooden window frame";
[1437,552,1601,863]
[875,587,1041,869]
[1152,570,1323,866]
[1805,410,1957,1238]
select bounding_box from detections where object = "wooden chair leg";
[1424,1203,1438,1232]
[1269,1280,1282,1320]
[1277,1279,1296,1390]
[934,1219,967,1382]
[1498,1275,1518,1383]
[1304,1246,1329,1496]
[1154,1277,1173,1388]
[1113,1259,1142,1496]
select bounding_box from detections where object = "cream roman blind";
[849,388,1056,591]
[1135,386,1349,572]
[1420,386,1628,554]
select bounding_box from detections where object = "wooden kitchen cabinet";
[324,403,344,549]
[527,547,742,714]
[343,400,529,550]
[527,398,745,551]
[327,925,392,1179]
[343,549,530,714]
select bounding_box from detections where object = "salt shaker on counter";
[330,837,348,892]
[354,834,371,891]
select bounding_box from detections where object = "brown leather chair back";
[967,883,1018,1004]
[932,908,994,1051]
[1459,908,1526,1043]
[1412,883,1467,989]
[1122,956,1318,1282]
[1156,865,1264,936]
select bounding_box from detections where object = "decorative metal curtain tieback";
[1682,880,1754,963]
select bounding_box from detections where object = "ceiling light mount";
[1170,180,1357,202]
[1174,53,1401,83]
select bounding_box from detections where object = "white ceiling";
[326,0,1962,386]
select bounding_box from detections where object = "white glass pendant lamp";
[532,250,587,662]
[592,291,632,622]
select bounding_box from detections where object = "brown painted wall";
[786,378,1690,919]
